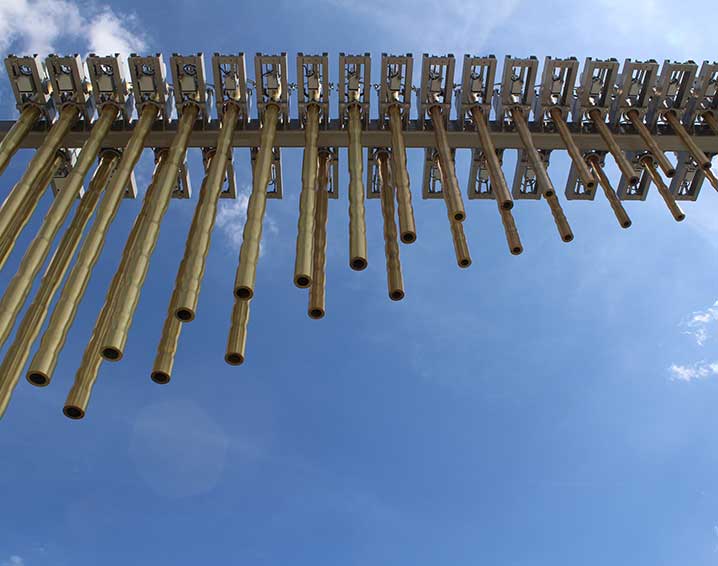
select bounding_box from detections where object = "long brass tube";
[100,105,199,362]
[587,156,632,229]
[347,105,368,270]
[434,156,472,268]
[550,107,597,189]
[388,105,417,241]
[589,108,639,185]
[664,110,712,171]
[293,104,319,288]
[703,112,718,136]
[499,207,523,255]
[0,152,117,418]
[641,156,685,222]
[308,152,330,319]
[234,104,280,300]
[150,302,182,384]
[226,298,250,365]
[376,151,404,301]
[0,109,77,244]
[430,105,466,222]
[0,106,41,177]
[0,153,63,271]
[26,105,159,387]
[512,106,557,197]
[469,106,513,210]
[0,105,116,350]
[625,109,676,177]
[545,193,574,242]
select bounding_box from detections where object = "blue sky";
[1,0,718,564]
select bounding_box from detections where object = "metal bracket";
[296,53,330,126]
[338,53,371,128]
[3,54,52,119]
[669,151,715,201]
[169,53,211,122]
[467,147,505,200]
[495,55,539,121]
[418,54,455,128]
[201,147,237,199]
[378,53,413,128]
[421,147,455,199]
[127,54,171,121]
[250,147,283,199]
[609,59,659,126]
[46,54,93,122]
[457,55,497,129]
[86,54,132,121]
[535,56,579,122]
[99,147,137,198]
[687,61,718,125]
[616,151,651,200]
[50,148,82,197]
[254,53,289,126]
[212,53,249,127]
[646,60,698,128]
[512,148,551,199]
[565,150,605,200]
[572,57,619,123]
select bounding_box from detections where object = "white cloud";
[1,556,24,566]
[681,300,718,346]
[215,187,278,255]
[669,361,718,382]
[86,9,146,58]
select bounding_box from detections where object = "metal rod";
[626,109,676,177]
[435,156,472,267]
[587,156,632,229]
[589,108,639,185]
[0,152,117,418]
[499,207,523,255]
[26,105,159,387]
[641,156,685,222]
[294,104,319,288]
[308,151,330,319]
[512,106,557,197]
[470,106,513,210]
[376,151,404,301]
[0,106,41,177]
[430,105,466,222]
[545,193,574,243]
[347,104,368,270]
[550,107,597,188]
[388,105,417,241]
[704,112,718,136]
[664,110,713,171]
[150,299,183,384]
[226,298,250,365]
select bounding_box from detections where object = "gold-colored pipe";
[641,156,686,222]
[430,105,466,222]
[664,110,712,171]
[0,152,117,418]
[0,109,77,244]
[703,112,718,136]
[545,193,574,243]
[26,105,159,387]
[0,152,63,271]
[588,108,639,185]
[705,167,718,191]
[0,106,41,177]
[293,104,319,288]
[100,105,199,362]
[587,156,632,229]
[347,105,368,270]
[226,298,250,365]
[469,106,513,210]
[0,105,116,351]
[626,109,676,177]
[435,157,472,267]
[234,104,280,300]
[550,107,597,189]
[388,105,417,241]
[171,105,238,322]
[151,303,183,384]
[499,207,523,255]
[512,106,557,197]
[61,151,170,418]
[308,152,330,319]
[376,151,404,301]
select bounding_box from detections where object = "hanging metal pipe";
[376,151,404,301]
[703,112,718,135]
[150,302,183,384]
[226,298,250,365]
[0,106,41,177]
[0,105,116,351]
[435,157,472,267]
[99,105,199,362]
[545,193,574,242]
[0,151,117,418]
[388,105,417,242]
[0,109,77,245]
[499,207,523,255]
[308,151,330,320]
[550,107,597,189]
[640,156,685,222]
[347,104,368,270]
[664,110,712,171]
[26,105,159,387]
[469,106,513,210]
[512,106,557,197]
[626,109,676,177]
[588,108,639,185]
[234,104,280,300]
[587,156,632,229]
[430,105,466,222]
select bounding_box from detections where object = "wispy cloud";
[215,186,278,255]
[1,556,24,566]
[681,300,718,346]
[669,361,718,382]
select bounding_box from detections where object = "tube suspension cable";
[347,104,368,270]
[587,156,632,229]
[376,151,404,301]
[0,106,41,177]
[308,151,330,320]
[388,105,417,242]
[626,109,676,177]
[588,108,639,185]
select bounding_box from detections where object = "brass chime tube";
[100,105,199,362]
[0,109,77,244]
[703,112,718,135]
[587,156,632,229]
[626,109,676,177]
[469,106,513,210]
[0,152,117,418]
[0,153,63,271]
[226,298,250,365]
[434,157,472,268]
[376,151,404,300]
[512,106,557,197]
[62,151,170,418]
[171,105,238,322]
[0,105,116,350]
[150,303,183,384]
[588,108,639,185]
[234,104,280,300]
[26,105,159,387]
[293,104,320,288]
[430,105,466,222]
[545,193,574,242]
[641,156,685,222]
[499,207,523,255]
[0,106,41,177]
[347,104,368,270]
[664,110,712,171]
[388,105,417,241]
[550,107,597,189]
[308,152,330,319]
